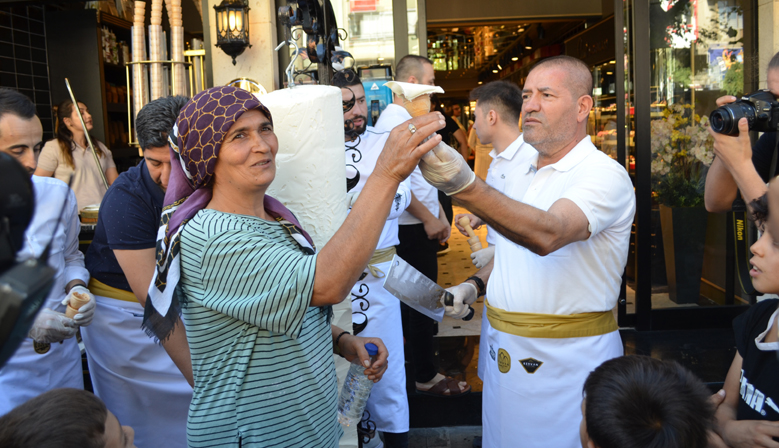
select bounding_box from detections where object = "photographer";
[704,51,779,212]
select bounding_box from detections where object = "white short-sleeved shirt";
[375,103,440,225]
[488,136,635,315]
[484,134,537,245]
[345,126,412,249]
[38,139,115,211]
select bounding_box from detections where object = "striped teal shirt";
[178,209,340,447]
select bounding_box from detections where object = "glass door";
[618,0,755,330]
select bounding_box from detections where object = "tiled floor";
[408,427,482,448]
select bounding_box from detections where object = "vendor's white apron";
[477,303,491,381]
[350,258,409,434]
[0,302,82,415]
[80,295,192,448]
[480,325,622,448]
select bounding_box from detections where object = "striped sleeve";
[198,229,317,339]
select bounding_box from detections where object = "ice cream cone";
[403,95,431,118]
[65,291,91,318]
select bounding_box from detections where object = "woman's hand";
[374,112,445,184]
[338,334,389,383]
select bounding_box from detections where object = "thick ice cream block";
[65,291,91,318]
[385,81,444,118]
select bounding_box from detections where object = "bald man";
[432,56,635,447]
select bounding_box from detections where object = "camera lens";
[710,102,749,136]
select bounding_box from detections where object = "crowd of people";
[1,52,779,448]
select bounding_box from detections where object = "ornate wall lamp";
[214,0,251,65]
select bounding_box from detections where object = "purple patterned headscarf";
[143,86,315,341]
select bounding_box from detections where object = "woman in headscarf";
[36,100,118,211]
[143,86,445,447]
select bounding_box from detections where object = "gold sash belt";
[89,278,138,303]
[485,298,617,339]
[366,247,397,278]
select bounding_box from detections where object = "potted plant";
[650,103,714,304]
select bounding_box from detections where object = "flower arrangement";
[650,103,714,207]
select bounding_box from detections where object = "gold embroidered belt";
[88,278,138,303]
[485,298,617,339]
[366,246,397,278]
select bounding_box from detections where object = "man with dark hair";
[705,50,779,214]
[375,55,471,399]
[0,88,95,415]
[453,80,535,379]
[0,388,136,448]
[333,68,414,447]
[81,96,192,448]
[425,55,635,446]
[580,356,715,448]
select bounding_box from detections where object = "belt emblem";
[519,357,543,374]
[33,341,50,354]
[497,348,511,373]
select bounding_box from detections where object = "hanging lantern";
[214,0,251,65]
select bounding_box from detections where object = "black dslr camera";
[709,90,779,136]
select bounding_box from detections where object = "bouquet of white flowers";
[650,103,714,207]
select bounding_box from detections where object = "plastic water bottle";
[337,343,379,427]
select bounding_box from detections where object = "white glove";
[471,246,495,269]
[444,282,478,320]
[419,142,476,196]
[346,190,360,208]
[28,309,77,343]
[61,285,96,326]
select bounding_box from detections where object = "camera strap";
[732,197,757,296]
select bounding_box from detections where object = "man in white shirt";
[335,69,414,447]
[0,88,96,415]
[424,56,635,447]
[452,81,536,383]
[375,55,470,398]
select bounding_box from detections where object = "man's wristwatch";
[466,275,486,297]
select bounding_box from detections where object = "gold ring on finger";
[408,123,417,134]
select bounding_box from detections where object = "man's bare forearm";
[454,179,572,255]
[705,157,744,212]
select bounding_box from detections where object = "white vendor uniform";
[477,135,536,381]
[481,136,635,448]
[80,293,192,448]
[0,177,88,415]
[345,126,411,434]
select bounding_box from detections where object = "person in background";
[0,388,136,448]
[580,356,715,448]
[81,96,192,448]
[704,51,779,214]
[36,99,118,211]
[432,97,470,244]
[712,183,779,446]
[335,69,412,447]
[375,54,470,398]
[469,125,494,181]
[0,88,96,416]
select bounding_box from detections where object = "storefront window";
[647,0,746,309]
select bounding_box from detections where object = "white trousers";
[81,295,192,448]
[350,259,409,434]
[480,325,623,448]
[0,331,82,416]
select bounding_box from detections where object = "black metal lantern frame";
[214,0,251,65]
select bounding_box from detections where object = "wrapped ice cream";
[385,81,444,117]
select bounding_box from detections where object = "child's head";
[0,388,135,448]
[750,190,779,294]
[580,355,713,448]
